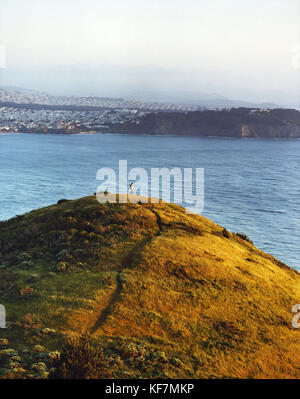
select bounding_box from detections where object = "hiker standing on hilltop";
[130,182,134,194]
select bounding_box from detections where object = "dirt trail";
[90,272,122,334]
[90,207,163,334]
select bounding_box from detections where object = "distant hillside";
[109,108,300,138]
[129,89,280,109]
[0,195,300,379]
[0,86,282,112]
[2,66,299,108]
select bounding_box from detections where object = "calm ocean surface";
[0,133,299,270]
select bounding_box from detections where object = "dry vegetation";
[0,194,300,378]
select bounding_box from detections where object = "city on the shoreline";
[0,88,200,134]
[1,87,300,138]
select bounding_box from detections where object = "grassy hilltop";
[0,195,300,378]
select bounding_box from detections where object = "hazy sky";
[0,0,299,101]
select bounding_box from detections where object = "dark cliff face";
[111,108,300,138]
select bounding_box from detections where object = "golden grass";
[0,195,300,378]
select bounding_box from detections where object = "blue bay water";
[0,133,299,270]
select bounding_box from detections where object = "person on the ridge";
[130,182,134,193]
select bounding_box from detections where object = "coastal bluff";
[109,108,300,139]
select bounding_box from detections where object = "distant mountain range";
[1,64,299,109]
[0,85,281,111]
[128,89,280,109]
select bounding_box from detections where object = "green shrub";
[26,274,40,282]
[19,286,35,298]
[52,262,68,273]
[57,199,69,204]
[56,249,69,260]
[50,334,105,379]
[18,260,34,270]
[20,313,42,330]
[222,228,230,238]
[16,252,32,262]
[234,232,253,244]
